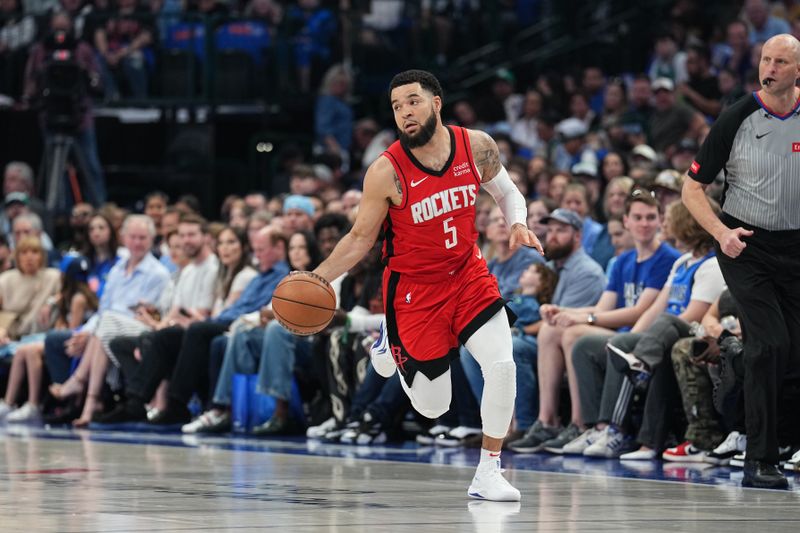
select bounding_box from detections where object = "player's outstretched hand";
[719,227,753,258]
[509,223,544,255]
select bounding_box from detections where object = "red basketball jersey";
[381,126,481,282]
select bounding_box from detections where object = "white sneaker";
[562,427,602,455]
[620,448,657,460]
[0,400,12,420]
[468,459,521,502]
[416,424,451,445]
[6,402,41,423]
[784,449,800,472]
[306,417,337,438]
[705,431,746,466]
[729,451,745,468]
[583,426,633,458]
[370,321,396,378]
[436,426,482,447]
[181,409,231,434]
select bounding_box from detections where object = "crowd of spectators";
[1,0,800,476]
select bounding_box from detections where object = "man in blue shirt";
[509,194,679,452]
[96,226,289,425]
[503,208,607,442]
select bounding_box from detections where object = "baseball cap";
[556,118,588,140]
[653,169,684,192]
[571,161,599,178]
[59,255,90,283]
[4,192,29,206]
[541,208,583,230]
[652,77,675,92]
[283,194,315,217]
[631,144,658,162]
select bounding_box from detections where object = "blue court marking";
[2,426,798,492]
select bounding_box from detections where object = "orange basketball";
[271,271,337,336]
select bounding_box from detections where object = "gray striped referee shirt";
[688,92,800,231]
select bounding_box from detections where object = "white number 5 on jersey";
[443,217,457,249]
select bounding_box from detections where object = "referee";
[683,34,800,489]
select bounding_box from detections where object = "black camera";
[40,30,96,133]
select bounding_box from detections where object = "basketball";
[271,271,337,336]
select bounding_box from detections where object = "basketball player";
[314,70,542,501]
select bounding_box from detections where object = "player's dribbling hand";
[719,227,753,258]
[509,223,544,255]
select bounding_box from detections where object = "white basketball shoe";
[370,321,397,378]
[467,457,521,502]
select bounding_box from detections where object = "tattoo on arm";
[393,173,402,194]
[472,133,502,181]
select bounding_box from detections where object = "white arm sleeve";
[481,167,528,227]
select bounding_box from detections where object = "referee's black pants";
[717,215,800,464]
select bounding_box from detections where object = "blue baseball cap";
[283,195,315,217]
[60,255,90,283]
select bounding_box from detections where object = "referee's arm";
[682,178,751,259]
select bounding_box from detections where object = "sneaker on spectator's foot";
[620,447,657,460]
[542,423,583,454]
[705,431,746,466]
[306,417,337,439]
[0,400,14,420]
[6,402,41,423]
[182,409,231,434]
[607,343,651,389]
[562,427,603,455]
[508,420,561,453]
[468,458,521,502]
[354,413,387,445]
[784,449,800,472]
[324,419,359,443]
[436,426,483,447]
[583,425,634,458]
[730,451,746,468]
[416,424,452,445]
[662,441,706,462]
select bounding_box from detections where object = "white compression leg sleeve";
[400,369,452,420]
[464,308,516,439]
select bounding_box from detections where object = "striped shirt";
[688,92,800,231]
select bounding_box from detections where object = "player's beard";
[545,240,574,261]
[399,108,438,148]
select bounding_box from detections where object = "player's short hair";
[390,70,443,99]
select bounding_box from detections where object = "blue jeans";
[43,329,75,384]
[212,326,262,406]
[512,335,539,430]
[257,321,311,400]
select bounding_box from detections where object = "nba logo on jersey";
[405,292,412,304]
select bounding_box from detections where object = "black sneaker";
[435,426,482,447]
[508,420,562,453]
[542,423,583,454]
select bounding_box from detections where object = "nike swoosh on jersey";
[410,176,429,187]
[756,131,772,139]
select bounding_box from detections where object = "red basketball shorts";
[382,249,504,384]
